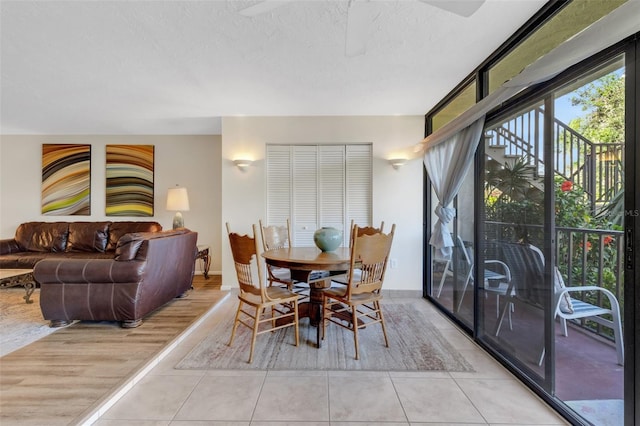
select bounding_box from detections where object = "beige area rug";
[176,301,474,371]
[0,288,69,357]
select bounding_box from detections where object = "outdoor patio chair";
[495,242,623,366]
[321,224,396,360]
[436,236,512,316]
[226,223,300,363]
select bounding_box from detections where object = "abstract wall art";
[42,144,91,215]
[105,144,154,216]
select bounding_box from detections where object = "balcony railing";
[484,107,624,211]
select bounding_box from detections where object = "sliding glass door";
[474,54,626,424]
[424,14,639,423]
[479,100,549,387]
[551,55,625,425]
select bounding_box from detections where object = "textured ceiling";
[0,0,547,135]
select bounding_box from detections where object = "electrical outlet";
[390,258,398,269]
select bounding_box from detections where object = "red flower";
[579,241,592,251]
[561,181,573,192]
[604,236,614,246]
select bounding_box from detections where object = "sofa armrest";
[0,238,22,256]
[34,258,146,284]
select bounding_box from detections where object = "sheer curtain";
[423,117,485,258]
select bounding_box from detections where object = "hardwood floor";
[0,275,226,426]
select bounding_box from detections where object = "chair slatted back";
[226,223,264,299]
[347,224,395,297]
[498,241,546,308]
[453,235,473,272]
[259,219,292,251]
[348,220,385,243]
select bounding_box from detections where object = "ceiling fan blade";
[419,0,485,17]
[345,0,373,57]
[239,0,293,17]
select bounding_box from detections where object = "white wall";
[221,116,425,291]
[0,116,425,289]
[0,135,223,273]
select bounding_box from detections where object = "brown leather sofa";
[33,229,198,328]
[0,221,162,269]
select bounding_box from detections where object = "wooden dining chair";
[332,220,385,286]
[321,224,396,360]
[226,223,300,363]
[259,219,315,299]
[259,219,295,288]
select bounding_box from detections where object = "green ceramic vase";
[313,227,342,252]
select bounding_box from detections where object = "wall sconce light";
[166,185,190,229]
[389,158,407,170]
[234,159,253,171]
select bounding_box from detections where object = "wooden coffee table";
[0,269,36,304]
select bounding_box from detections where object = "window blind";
[266,144,372,247]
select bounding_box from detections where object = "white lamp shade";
[166,187,190,211]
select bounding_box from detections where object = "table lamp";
[166,186,190,229]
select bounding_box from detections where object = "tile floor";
[91,294,568,425]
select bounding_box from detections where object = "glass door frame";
[626,34,639,426]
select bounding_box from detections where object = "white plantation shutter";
[266,145,291,226]
[266,144,372,246]
[319,145,346,233]
[346,144,372,234]
[292,146,318,246]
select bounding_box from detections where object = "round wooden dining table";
[262,247,351,347]
[262,247,351,272]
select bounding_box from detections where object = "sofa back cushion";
[114,233,146,261]
[114,228,190,261]
[66,222,111,253]
[15,222,69,252]
[134,229,190,260]
[107,221,162,251]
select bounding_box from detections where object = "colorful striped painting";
[105,145,154,216]
[42,144,91,215]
